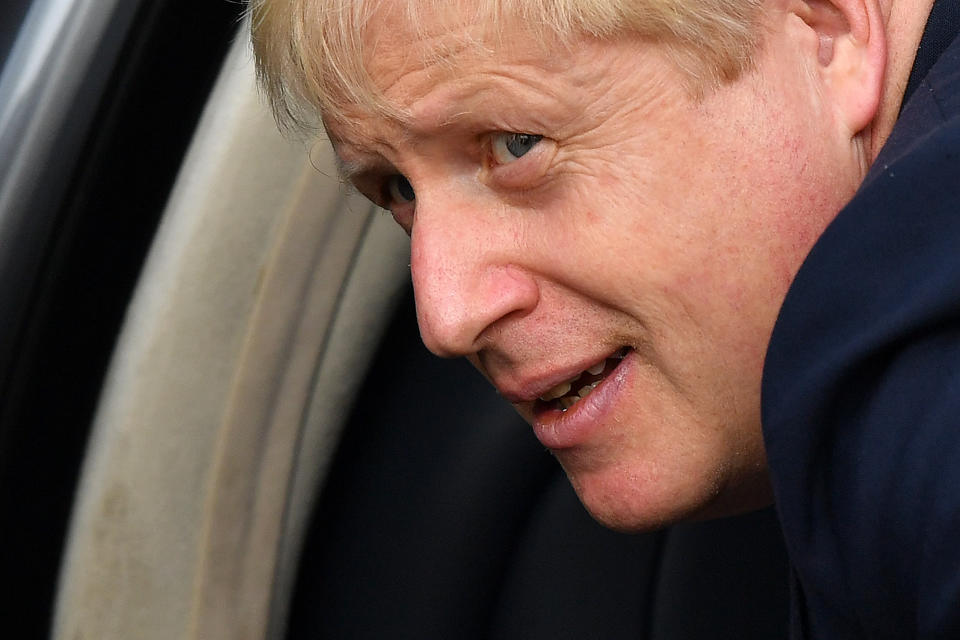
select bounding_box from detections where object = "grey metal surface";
[52,29,409,639]
[0,0,141,383]
[0,0,33,69]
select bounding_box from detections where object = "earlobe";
[796,0,886,135]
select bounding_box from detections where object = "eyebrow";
[328,117,417,182]
[327,73,559,183]
[334,153,366,182]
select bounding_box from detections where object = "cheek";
[584,207,603,226]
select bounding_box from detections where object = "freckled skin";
[328,9,866,531]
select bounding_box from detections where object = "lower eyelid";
[389,204,415,234]
[487,139,556,188]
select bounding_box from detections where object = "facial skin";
[327,6,868,531]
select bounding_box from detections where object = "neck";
[868,0,936,159]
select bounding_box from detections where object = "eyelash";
[376,175,415,232]
[484,131,552,191]
[490,132,543,166]
[386,174,415,205]
[371,130,550,210]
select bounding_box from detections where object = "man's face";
[328,8,862,530]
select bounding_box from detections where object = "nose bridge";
[410,193,537,357]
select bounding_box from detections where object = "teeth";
[540,381,571,401]
[539,350,629,404]
[538,350,629,405]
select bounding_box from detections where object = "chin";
[559,452,773,533]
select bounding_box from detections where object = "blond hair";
[249,0,764,133]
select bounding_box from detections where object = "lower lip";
[530,350,635,450]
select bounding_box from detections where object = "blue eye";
[387,174,415,204]
[491,132,543,164]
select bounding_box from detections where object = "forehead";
[364,3,487,73]
[326,9,612,153]
[362,1,555,69]
[328,3,575,124]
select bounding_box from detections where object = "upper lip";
[493,350,621,404]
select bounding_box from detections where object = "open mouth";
[535,347,630,412]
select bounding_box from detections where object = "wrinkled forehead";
[362,5,490,96]
[321,1,570,130]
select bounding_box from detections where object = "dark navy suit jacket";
[762,2,960,638]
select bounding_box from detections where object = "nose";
[409,198,538,358]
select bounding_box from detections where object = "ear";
[794,0,886,135]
